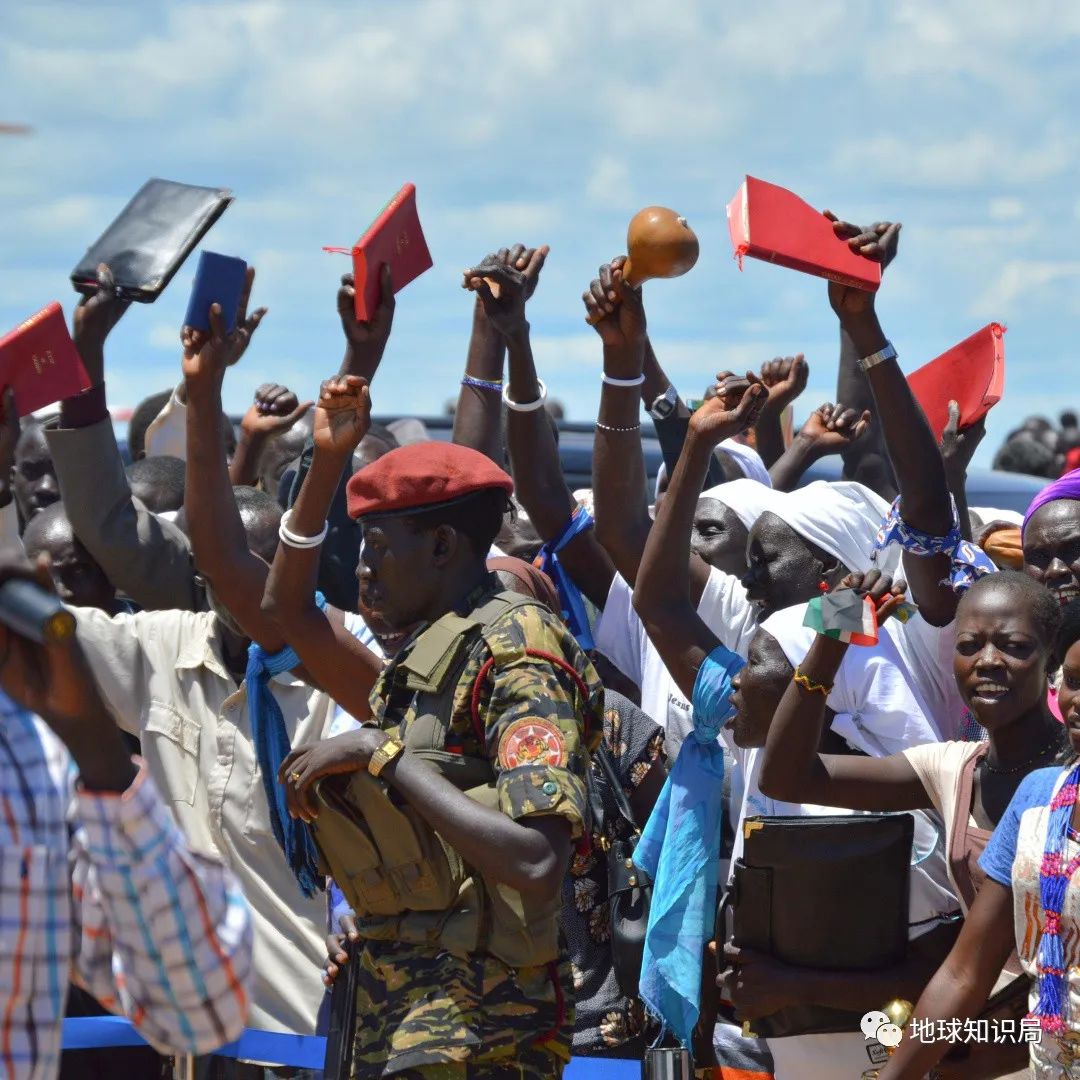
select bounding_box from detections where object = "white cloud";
[970,260,1080,319]
[988,197,1025,221]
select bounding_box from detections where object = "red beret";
[346,441,514,519]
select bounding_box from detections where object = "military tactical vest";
[311,590,580,970]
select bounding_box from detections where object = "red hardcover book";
[726,176,881,292]
[908,323,1006,442]
[324,183,433,320]
[0,303,90,416]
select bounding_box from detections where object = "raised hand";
[940,400,987,484]
[584,257,647,373]
[240,383,314,440]
[759,354,808,413]
[687,372,768,448]
[181,268,267,386]
[834,569,909,624]
[463,244,549,337]
[822,212,901,318]
[796,402,872,456]
[312,374,372,457]
[338,264,396,363]
[72,263,131,381]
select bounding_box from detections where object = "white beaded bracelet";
[602,372,646,388]
[503,378,548,413]
[279,508,329,550]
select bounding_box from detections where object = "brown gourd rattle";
[586,205,699,325]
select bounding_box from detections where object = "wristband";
[461,374,503,392]
[502,378,547,413]
[596,421,641,433]
[279,508,329,550]
[602,372,646,388]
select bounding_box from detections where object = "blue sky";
[2,1,1079,466]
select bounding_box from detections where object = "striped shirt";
[0,691,252,1078]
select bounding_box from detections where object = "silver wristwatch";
[648,385,680,420]
[857,341,898,372]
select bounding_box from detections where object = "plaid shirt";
[0,691,252,1078]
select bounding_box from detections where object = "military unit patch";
[498,718,568,770]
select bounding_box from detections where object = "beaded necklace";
[1032,761,1080,1032]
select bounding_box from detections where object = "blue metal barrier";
[61,1017,642,1076]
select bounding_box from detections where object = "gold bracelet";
[794,668,831,696]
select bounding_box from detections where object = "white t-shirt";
[593,568,757,755]
[325,612,384,738]
[761,604,965,755]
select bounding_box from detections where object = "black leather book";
[71,178,232,302]
[718,813,913,1039]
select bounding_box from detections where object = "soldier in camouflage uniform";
[267,365,602,1079]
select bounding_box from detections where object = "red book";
[726,176,881,291]
[908,323,1006,442]
[0,303,90,416]
[324,183,433,320]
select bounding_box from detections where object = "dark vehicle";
[377,416,1042,516]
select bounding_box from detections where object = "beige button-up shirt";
[72,605,331,1036]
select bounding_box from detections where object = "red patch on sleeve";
[498,719,568,770]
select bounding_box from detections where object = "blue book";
[183,250,247,332]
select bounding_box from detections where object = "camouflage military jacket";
[352,576,603,1076]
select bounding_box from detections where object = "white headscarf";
[717,438,772,488]
[699,478,785,531]
[775,480,897,575]
[654,439,773,502]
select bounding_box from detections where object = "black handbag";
[718,813,913,1039]
[71,178,232,302]
[587,742,652,1000]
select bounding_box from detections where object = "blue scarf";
[634,643,743,1047]
[246,593,327,900]
[534,506,595,650]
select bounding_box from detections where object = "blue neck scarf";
[634,643,743,1047]
[246,593,327,899]
[534,506,595,650]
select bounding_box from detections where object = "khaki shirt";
[72,606,330,1036]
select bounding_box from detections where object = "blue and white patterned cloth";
[0,691,252,1078]
[873,495,996,593]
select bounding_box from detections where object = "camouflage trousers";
[347,940,573,1079]
[373,1041,564,1079]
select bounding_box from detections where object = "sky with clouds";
[2,0,1079,465]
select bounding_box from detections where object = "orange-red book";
[0,303,90,416]
[908,323,1006,442]
[324,183,433,320]
[726,176,881,291]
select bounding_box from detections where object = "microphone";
[0,578,76,645]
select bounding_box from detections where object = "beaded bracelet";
[461,374,503,392]
[502,378,547,413]
[596,420,641,433]
[279,508,329,550]
[793,668,831,696]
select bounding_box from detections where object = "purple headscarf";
[1023,468,1080,536]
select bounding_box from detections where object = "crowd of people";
[6,210,1080,1080]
